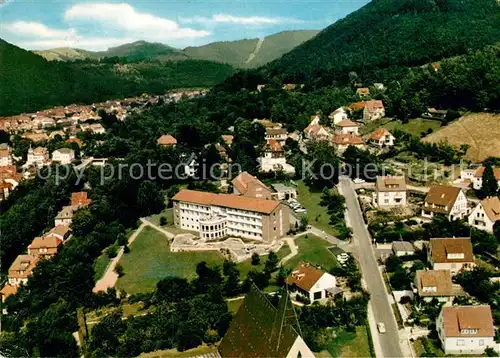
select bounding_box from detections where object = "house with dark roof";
[468,197,500,233]
[415,270,465,302]
[428,237,475,275]
[437,305,495,355]
[219,284,315,358]
[286,262,338,303]
[422,185,469,220]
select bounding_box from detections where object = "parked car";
[377,322,386,334]
[353,178,366,184]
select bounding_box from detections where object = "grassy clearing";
[323,326,372,358]
[93,253,111,281]
[284,235,338,271]
[362,118,442,137]
[117,226,225,294]
[423,112,500,162]
[296,181,339,236]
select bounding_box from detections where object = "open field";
[362,118,442,137]
[116,226,225,294]
[322,326,372,357]
[423,112,500,162]
[284,235,338,271]
[236,244,291,278]
[296,181,339,236]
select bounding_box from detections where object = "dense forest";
[262,0,500,86]
[0,39,235,116]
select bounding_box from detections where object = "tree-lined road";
[339,176,403,358]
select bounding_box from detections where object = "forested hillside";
[0,39,235,115]
[263,0,500,86]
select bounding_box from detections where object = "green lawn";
[145,208,174,227]
[284,235,338,271]
[324,326,372,358]
[94,253,111,281]
[296,181,339,236]
[383,118,442,137]
[117,226,226,294]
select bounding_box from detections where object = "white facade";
[377,190,407,207]
[259,152,295,174]
[52,148,75,164]
[437,309,495,355]
[371,132,395,147]
[306,273,337,302]
[472,175,500,190]
[285,336,316,358]
[468,201,498,234]
[422,190,469,221]
[329,107,348,125]
[0,153,13,167]
[26,147,49,167]
[183,158,198,178]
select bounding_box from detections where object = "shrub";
[251,252,260,266]
[295,294,311,305]
[106,245,119,259]
[114,263,124,277]
[400,296,412,304]
[159,216,167,226]
[123,245,130,254]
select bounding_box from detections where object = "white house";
[468,197,500,233]
[368,128,395,147]
[363,100,385,121]
[90,123,106,134]
[437,305,495,355]
[259,140,295,174]
[331,133,365,154]
[329,107,348,125]
[0,144,13,167]
[25,146,49,167]
[265,128,288,145]
[286,262,339,302]
[472,167,500,190]
[376,176,407,207]
[422,185,469,220]
[334,120,360,135]
[52,148,75,165]
[428,237,475,275]
[303,124,331,140]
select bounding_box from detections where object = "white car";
[353,178,366,184]
[377,322,386,334]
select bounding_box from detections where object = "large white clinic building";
[172,189,290,243]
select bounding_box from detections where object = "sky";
[0,0,370,51]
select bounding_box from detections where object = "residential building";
[356,87,370,98]
[329,107,348,125]
[331,133,365,154]
[157,134,177,147]
[0,144,13,166]
[232,171,273,200]
[392,241,414,256]
[415,270,464,302]
[28,236,63,258]
[49,130,66,140]
[182,156,198,178]
[90,123,106,134]
[219,284,315,358]
[55,205,81,226]
[472,166,500,190]
[422,185,469,220]
[0,165,23,189]
[363,100,385,121]
[0,181,13,201]
[259,140,295,174]
[26,146,49,167]
[334,120,360,135]
[376,176,407,207]
[71,192,92,206]
[172,189,290,243]
[221,134,234,146]
[214,143,229,161]
[265,128,288,145]
[45,225,72,241]
[428,237,475,275]
[368,128,395,147]
[468,197,500,233]
[22,132,49,142]
[437,305,495,355]
[52,148,75,164]
[8,254,39,286]
[286,262,339,302]
[0,284,18,303]
[271,183,298,200]
[303,124,330,140]
[349,101,366,113]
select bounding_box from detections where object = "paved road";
[339,176,403,358]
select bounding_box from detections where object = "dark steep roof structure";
[219,284,308,358]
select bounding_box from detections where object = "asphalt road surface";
[339,176,403,358]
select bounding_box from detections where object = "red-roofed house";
[437,305,495,355]
[286,262,338,303]
[157,134,177,147]
[363,100,385,121]
[356,87,370,98]
[368,128,395,147]
[334,120,360,135]
[472,167,500,190]
[331,133,365,154]
[468,197,500,233]
[71,192,92,207]
[259,140,295,174]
